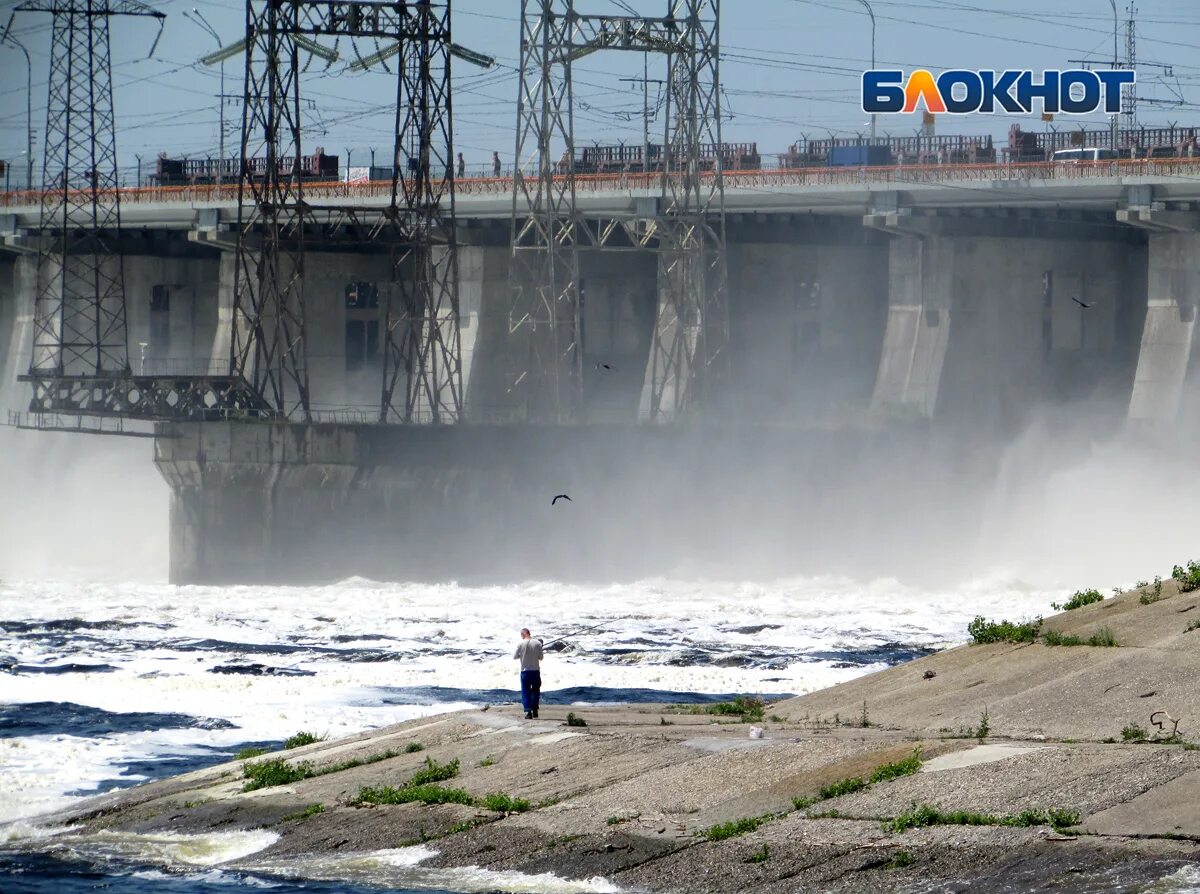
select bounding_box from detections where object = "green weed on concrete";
[352,784,474,806]
[1122,723,1149,742]
[1052,589,1103,612]
[869,749,923,784]
[1042,630,1084,647]
[408,757,460,785]
[1174,560,1200,593]
[243,758,315,792]
[1140,577,1165,605]
[481,792,531,813]
[283,731,323,750]
[702,815,768,842]
[1088,627,1118,647]
[886,803,1079,834]
[967,616,1042,644]
[281,803,325,822]
[795,749,923,812]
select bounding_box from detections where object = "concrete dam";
[3,164,1199,584]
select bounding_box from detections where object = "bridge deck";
[4,158,1200,228]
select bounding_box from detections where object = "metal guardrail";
[6,157,1200,210]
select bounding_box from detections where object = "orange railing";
[5,157,1200,210]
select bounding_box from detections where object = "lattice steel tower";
[18,0,162,384]
[233,0,461,423]
[510,0,727,423]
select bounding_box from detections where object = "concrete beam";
[1116,208,1200,233]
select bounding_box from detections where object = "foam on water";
[249,846,623,893]
[0,574,1064,826]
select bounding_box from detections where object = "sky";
[1,0,1199,185]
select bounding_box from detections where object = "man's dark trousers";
[520,669,541,717]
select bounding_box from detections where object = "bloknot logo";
[862,69,1135,115]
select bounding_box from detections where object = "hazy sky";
[0,0,1198,182]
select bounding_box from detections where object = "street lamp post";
[186,8,226,185]
[854,0,876,141]
[0,18,33,190]
[1107,0,1119,152]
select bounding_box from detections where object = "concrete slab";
[921,743,1048,773]
[1084,767,1200,838]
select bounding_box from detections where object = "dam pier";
[4,168,1200,582]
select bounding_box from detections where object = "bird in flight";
[595,362,616,371]
[1070,296,1094,309]
[551,494,572,506]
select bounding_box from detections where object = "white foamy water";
[0,575,1065,826]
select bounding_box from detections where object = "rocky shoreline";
[22,578,1200,892]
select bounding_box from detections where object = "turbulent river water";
[0,573,1073,891]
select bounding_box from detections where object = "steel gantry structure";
[12,0,268,426]
[510,0,728,423]
[234,0,462,424]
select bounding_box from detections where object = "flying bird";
[551,494,572,506]
[1070,296,1094,309]
[595,362,616,371]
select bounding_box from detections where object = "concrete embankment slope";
[36,581,1200,892]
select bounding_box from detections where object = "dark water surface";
[0,852,457,894]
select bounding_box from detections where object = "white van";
[1052,147,1118,162]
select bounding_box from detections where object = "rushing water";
[0,573,1081,890]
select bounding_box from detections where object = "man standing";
[492,151,502,178]
[456,152,465,179]
[514,628,543,720]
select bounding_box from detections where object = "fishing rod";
[540,618,625,648]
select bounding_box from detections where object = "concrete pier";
[7,192,1200,583]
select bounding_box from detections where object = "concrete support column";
[210,251,238,375]
[870,235,953,419]
[462,243,521,422]
[1127,230,1200,422]
[1,254,37,413]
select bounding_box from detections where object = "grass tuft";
[404,742,424,754]
[1087,626,1118,647]
[234,746,270,761]
[819,776,867,800]
[1140,577,1165,605]
[1042,630,1084,647]
[1052,589,1103,612]
[889,850,915,869]
[869,748,923,784]
[967,616,1042,645]
[280,803,325,822]
[702,815,767,842]
[481,792,531,813]
[408,757,460,786]
[1122,723,1148,742]
[283,731,323,750]
[886,803,1079,834]
[352,784,474,807]
[1174,560,1200,593]
[697,696,766,723]
[242,758,314,792]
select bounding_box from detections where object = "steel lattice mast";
[509,0,727,424]
[509,0,582,423]
[382,0,460,424]
[233,0,461,424]
[646,0,728,421]
[18,0,163,381]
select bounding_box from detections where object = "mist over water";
[4,355,1200,891]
